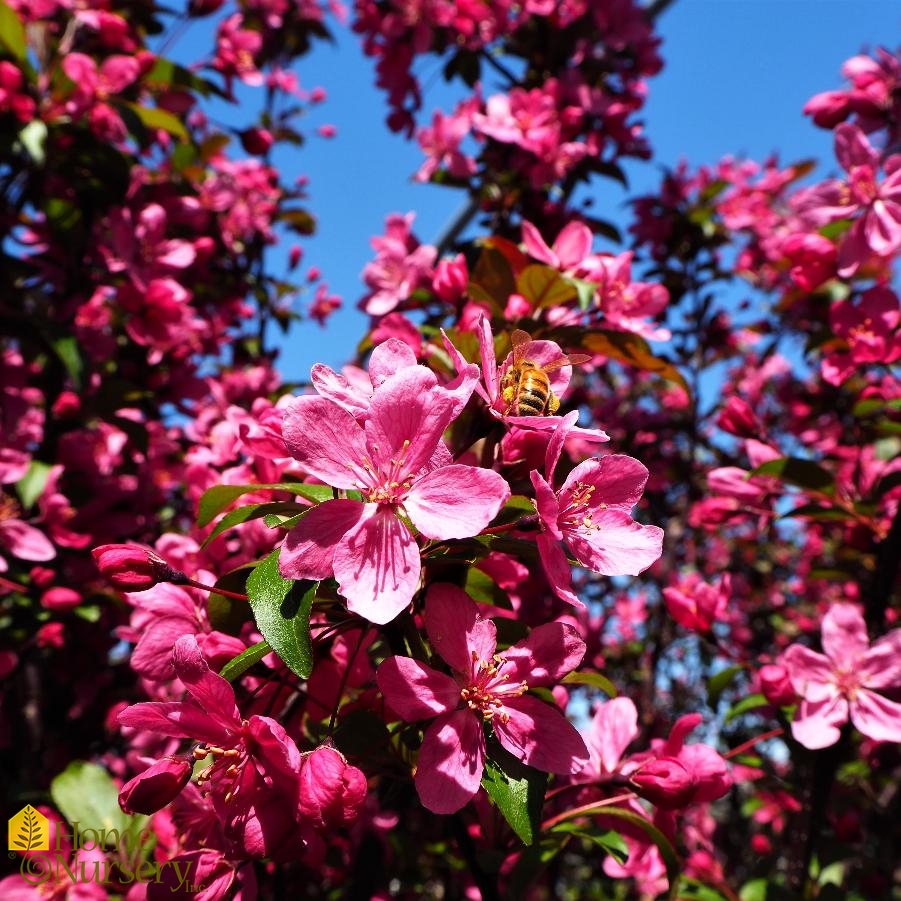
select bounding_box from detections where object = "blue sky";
[268,0,901,382]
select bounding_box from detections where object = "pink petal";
[282,397,368,489]
[415,709,485,814]
[821,603,869,669]
[677,744,731,803]
[530,470,563,538]
[118,701,233,746]
[441,328,492,406]
[567,512,663,577]
[310,364,369,419]
[0,520,56,562]
[865,199,901,254]
[405,464,509,539]
[544,410,580,485]
[364,366,457,476]
[498,695,589,774]
[561,455,649,510]
[377,656,460,720]
[279,499,365,580]
[588,697,639,773]
[476,314,499,401]
[790,694,848,750]
[850,689,901,743]
[536,532,583,607]
[502,622,585,688]
[553,220,593,269]
[424,583,497,675]
[521,220,558,267]
[173,635,243,730]
[333,505,420,625]
[860,629,901,688]
[834,122,876,171]
[782,644,836,702]
[368,338,418,388]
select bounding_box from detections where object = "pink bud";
[40,587,82,611]
[92,544,179,592]
[759,663,796,706]
[310,86,327,104]
[504,293,532,318]
[239,127,274,155]
[432,254,468,303]
[629,756,697,809]
[288,245,303,270]
[298,746,367,831]
[119,757,193,815]
[51,391,81,418]
[717,396,760,438]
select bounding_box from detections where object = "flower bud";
[432,254,468,303]
[40,587,82,611]
[92,544,179,592]
[716,397,760,438]
[298,746,367,831]
[759,663,796,706]
[239,127,274,155]
[629,756,697,809]
[119,757,193,815]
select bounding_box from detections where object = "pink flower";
[377,584,589,813]
[530,412,664,607]
[662,572,731,634]
[415,105,478,183]
[92,542,176,591]
[0,496,55,571]
[521,219,593,272]
[781,603,901,749]
[279,365,510,624]
[119,635,305,859]
[793,124,901,276]
[298,745,367,831]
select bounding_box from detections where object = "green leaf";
[550,821,628,863]
[202,501,309,548]
[480,742,547,845]
[516,264,578,309]
[246,549,315,679]
[583,329,689,394]
[51,336,84,389]
[124,102,189,141]
[144,57,224,97]
[468,247,515,312]
[552,802,680,890]
[16,460,52,509]
[781,503,852,522]
[18,120,47,164]
[725,693,769,724]
[51,762,134,838]
[573,278,597,311]
[708,665,743,707]
[219,640,271,682]
[197,482,332,527]
[562,671,618,697]
[0,0,26,60]
[753,457,835,495]
[676,877,733,901]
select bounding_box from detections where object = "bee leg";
[547,393,560,415]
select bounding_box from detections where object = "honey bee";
[500,329,590,416]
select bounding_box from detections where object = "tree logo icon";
[8,806,49,852]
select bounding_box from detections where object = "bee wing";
[510,329,533,365]
[541,353,591,373]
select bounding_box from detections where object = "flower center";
[849,166,878,205]
[832,667,862,700]
[355,439,417,505]
[559,481,605,533]
[194,734,248,803]
[460,652,528,724]
[0,491,20,523]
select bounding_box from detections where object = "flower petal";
[502,622,585,688]
[782,644,836,701]
[850,689,901,743]
[498,695,589,774]
[368,338,418,388]
[118,701,233,746]
[587,697,639,774]
[821,602,869,669]
[531,470,563,539]
[173,635,243,730]
[567,511,663,577]
[377,656,460,720]
[364,366,457,476]
[279,499,365,580]
[282,396,368,489]
[415,709,485,814]
[790,694,848,750]
[424,583,497,675]
[860,628,901,688]
[333,505,420,625]
[0,520,56,562]
[405,465,510,539]
[561,455,649,511]
[536,532,583,607]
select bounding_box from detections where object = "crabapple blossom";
[377,584,589,813]
[279,364,510,623]
[530,412,664,606]
[781,602,901,749]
